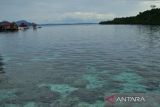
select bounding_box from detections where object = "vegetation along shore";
[99,8,160,25]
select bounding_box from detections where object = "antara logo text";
[105,95,146,104]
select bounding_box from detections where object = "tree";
[151,5,156,9]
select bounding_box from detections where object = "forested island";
[0,20,37,32]
[99,8,160,25]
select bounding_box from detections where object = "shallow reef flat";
[0,25,160,106]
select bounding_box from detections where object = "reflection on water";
[138,26,160,48]
[0,55,4,74]
[0,25,160,106]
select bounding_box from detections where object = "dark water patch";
[69,88,104,104]
[70,79,89,88]
[140,80,160,92]
[0,55,5,74]
[145,81,160,91]
[51,96,79,107]
[1,86,60,106]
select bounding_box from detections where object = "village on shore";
[0,20,38,32]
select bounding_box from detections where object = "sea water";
[0,25,160,107]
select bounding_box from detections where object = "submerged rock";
[71,79,89,88]
[113,72,147,92]
[83,74,104,89]
[0,89,17,102]
[23,102,36,107]
[0,70,5,74]
[0,89,18,106]
[51,96,79,107]
[70,89,104,104]
[5,86,60,105]
[144,81,160,91]
[1,104,21,107]
[77,101,104,107]
[38,84,78,96]
[36,90,60,103]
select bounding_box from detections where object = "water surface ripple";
[0,25,160,106]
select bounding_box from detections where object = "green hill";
[99,8,160,25]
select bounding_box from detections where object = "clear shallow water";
[0,25,160,106]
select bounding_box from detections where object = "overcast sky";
[0,0,160,23]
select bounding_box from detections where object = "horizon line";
[39,22,98,25]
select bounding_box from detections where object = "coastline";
[99,8,160,25]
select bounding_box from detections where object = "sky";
[0,0,160,24]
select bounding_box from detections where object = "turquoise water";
[0,25,160,106]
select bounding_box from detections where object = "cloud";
[128,0,160,16]
[33,12,115,23]
[60,12,115,23]
[0,0,160,23]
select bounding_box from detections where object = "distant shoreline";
[39,23,98,26]
[99,8,160,25]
